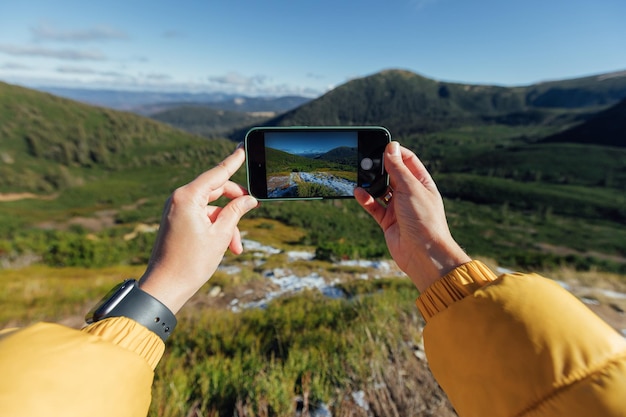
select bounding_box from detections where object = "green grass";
[147,279,432,417]
[0,265,145,327]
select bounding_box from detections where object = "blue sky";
[0,0,625,97]
[266,131,357,155]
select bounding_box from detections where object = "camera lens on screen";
[360,158,374,170]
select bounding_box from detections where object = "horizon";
[1,0,626,97]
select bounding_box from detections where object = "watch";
[85,279,177,342]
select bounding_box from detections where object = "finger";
[206,205,222,223]
[398,146,438,193]
[354,187,387,227]
[206,180,249,203]
[385,142,436,194]
[229,226,244,255]
[186,147,246,201]
[213,195,258,234]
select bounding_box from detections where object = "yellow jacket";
[417,261,626,416]
[1,260,625,416]
[0,317,164,417]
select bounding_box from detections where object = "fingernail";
[388,141,400,156]
[235,142,244,151]
[243,196,258,210]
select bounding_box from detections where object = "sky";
[266,131,357,155]
[1,0,625,98]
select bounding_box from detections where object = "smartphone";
[245,126,390,200]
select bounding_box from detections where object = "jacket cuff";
[82,316,165,370]
[416,260,498,322]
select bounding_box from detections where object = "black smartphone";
[245,126,390,200]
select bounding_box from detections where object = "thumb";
[384,141,438,194]
[215,195,258,230]
[383,141,415,191]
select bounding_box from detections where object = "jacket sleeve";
[0,317,165,417]
[416,260,626,417]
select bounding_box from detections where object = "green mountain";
[542,98,626,147]
[0,81,234,194]
[265,147,352,174]
[150,105,271,139]
[319,146,358,166]
[239,69,626,137]
[524,71,626,108]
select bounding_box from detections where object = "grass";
[0,264,145,328]
[2,240,624,416]
[3,260,623,417]
[0,261,452,417]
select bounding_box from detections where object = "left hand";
[138,146,258,314]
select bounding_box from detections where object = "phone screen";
[245,127,390,200]
[265,130,358,198]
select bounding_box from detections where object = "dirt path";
[0,193,58,202]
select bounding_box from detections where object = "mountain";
[319,146,358,165]
[525,70,626,108]
[36,87,236,111]
[150,105,271,139]
[0,81,234,194]
[36,86,311,114]
[541,98,626,147]
[236,69,626,137]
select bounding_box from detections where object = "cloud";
[145,73,172,81]
[56,66,127,79]
[306,72,325,80]
[206,71,321,96]
[208,71,268,88]
[0,62,33,70]
[56,65,96,74]
[0,44,105,61]
[32,23,129,42]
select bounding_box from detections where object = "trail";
[267,172,356,198]
[0,193,58,202]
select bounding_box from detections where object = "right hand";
[354,141,471,292]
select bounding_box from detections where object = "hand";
[354,141,471,292]
[138,146,258,313]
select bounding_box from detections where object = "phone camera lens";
[360,158,374,170]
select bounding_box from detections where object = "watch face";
[85,280,136,323]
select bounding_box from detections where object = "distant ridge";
[235,68,626,137]
[542,98,626,147]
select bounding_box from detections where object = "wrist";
[407,241,472,292]
[138,269,199,315]
[86,279,177,342]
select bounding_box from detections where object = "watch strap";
[88,280,177,342]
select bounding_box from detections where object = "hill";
[150,105,271,139]
[319,146,358,165]
[0,81,234,194]
[525,70,626,108]
[237,69,626,137]
[541,98,626,147]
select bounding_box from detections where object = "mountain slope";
[525,70,626,108]
[238,69,626,137]
[263,70,525,135]
[151,105,270,138]
[541,98,626,147]
[0,81,234,194]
